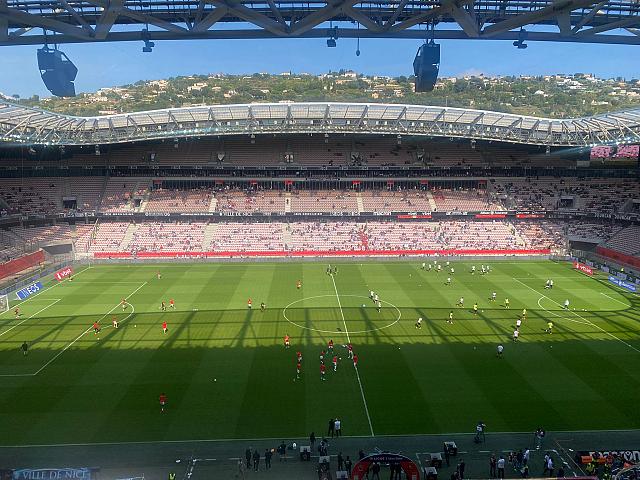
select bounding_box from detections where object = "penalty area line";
[32,281,147,376]
[599,292,631,308]
[0,298,62,339]
[513,278,640,354]
[0,265,93,317]
[329,272,375,437]
[0,282,147,378]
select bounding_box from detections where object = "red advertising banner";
[54,266,74,281]
[573,261,594,276]
[596,246,640,269]
[95,248,550,259]
[0,250,45,281]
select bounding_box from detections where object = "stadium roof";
[0,0,639,46]
[1,100,640,147]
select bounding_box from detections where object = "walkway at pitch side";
[0,430,637,480]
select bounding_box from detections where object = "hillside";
[15,71,640,118]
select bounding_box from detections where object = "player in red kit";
[332,355,338,372]
[284,334,290,349]
[121,298,127,311]
[159,392,167,413]
[93,321,100,334]
[353,354,359,367]
[162,321,168,334]
[247,298,252,309]
[328,339,334,353]
[296,351,302,362]
[320,363,326,381]
[347,343,354,359]
[14,307,20,318]
[296,362,301,379]
[169,299,175,309]
[319,350,325,363]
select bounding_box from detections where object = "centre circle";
[282,294,402,334]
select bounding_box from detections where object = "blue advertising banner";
[15,282,43,300]
[608,276,637,293]
[12,468,97,479]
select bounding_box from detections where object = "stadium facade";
[2,100,640,147]
[0,100,639,287]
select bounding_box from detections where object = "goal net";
[0,294,8,314]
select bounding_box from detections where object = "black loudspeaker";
[413,42,440,92]
[37,47,78,97]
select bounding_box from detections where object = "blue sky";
[1,37,639,98]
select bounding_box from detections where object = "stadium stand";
[215,189,286,214]
[86,222,131,253]
[0,178,62,215]
[432,189,502,212]
[100,179,145,213]
[128,222,206,252]
[290,190,359,213]
[360,190,433,213]
[145,188,213,213]
[601,225,640,257]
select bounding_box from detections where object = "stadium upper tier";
[2,101,640,147]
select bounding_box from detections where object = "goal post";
[0,294,8,314]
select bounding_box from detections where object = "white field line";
[0,265,93,317]
[0,282,147,378]
[513,277,640,354]
[329,272,375,437]
[32,282,147,376]
[600,292,631,308]
[536,297,591,326]
[0,299,62,338]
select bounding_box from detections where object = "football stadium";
[1,2,640,479]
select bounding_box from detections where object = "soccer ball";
[213,378,217,382]
[362,304,366,307]
[134,325,137,328]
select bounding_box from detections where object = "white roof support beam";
[575,17,640,37]
[482,0,597,37]
[208,0,288,36]
[289,0,360,36]
[86,0,188,33]
[95,0,124,39]
[0,6,93,40]
[448,0,480,37]
[571,0,607,33]
[193,7,228,32]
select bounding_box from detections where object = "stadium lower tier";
[73,219,564,257]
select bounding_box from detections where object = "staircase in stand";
[426,191,438,212]
[282,223,292,250]
[119,223,139,251]
[356,193,364,213]
[202,223,220,251]
[284,193,292,213]
[208,196,218,213]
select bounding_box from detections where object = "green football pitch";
[0,260,638,446]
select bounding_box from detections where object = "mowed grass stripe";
[0,260,639,444]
